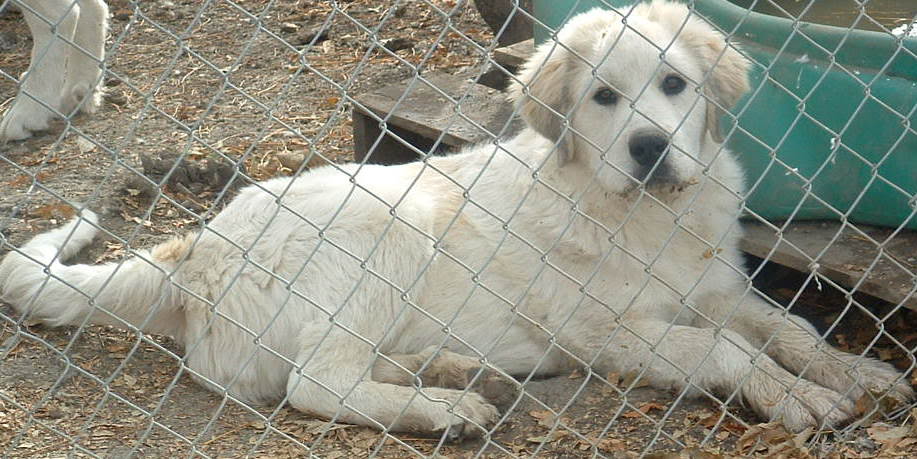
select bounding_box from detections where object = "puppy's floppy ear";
[691,31,750,142]
[507,41,576,166]
[508,9,622,166]
[643,2,750,142]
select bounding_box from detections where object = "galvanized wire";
[0,0,915,457]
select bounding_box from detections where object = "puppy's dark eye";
[593,88,618,105]
[662,75,686,95]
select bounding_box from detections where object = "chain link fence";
[1,0,915,457]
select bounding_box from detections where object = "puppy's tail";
[0,211,183,335]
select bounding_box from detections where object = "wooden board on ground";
[492,38,535,69]
[742,221,916,309]
[352,73,520,164]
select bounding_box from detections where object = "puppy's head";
[507,0,749,196]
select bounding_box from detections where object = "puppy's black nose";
[628,134,669,166]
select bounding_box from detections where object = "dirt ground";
[1,1,917,457]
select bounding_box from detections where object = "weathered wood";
[492,38,534,69]
[352,73,520,164]
[741,221,916,309]
[478,38,534,90]
[352,109,440,165]
[472,0,534,46]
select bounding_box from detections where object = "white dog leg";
[1,0,80,141]
[372,346,519,410]
[728,297,915,406]
[60,0,108,115]
[286,329,498,440]
[589,320,857,432]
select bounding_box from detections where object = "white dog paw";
[808,353,915,405]
[771,382,857,432]
[61,80,103,116]
[425,389,499,441]
[845,357,915,404]
[0,97,55,141]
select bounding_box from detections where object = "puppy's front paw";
[0,97,54,141]
[61,81,103,116]
[748,367,857,433]
[845,356,914,406]
[775,381,857,432]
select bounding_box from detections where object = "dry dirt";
[1,1,916,458]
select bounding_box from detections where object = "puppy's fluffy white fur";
[1,0,108,141]
[1,0,911,437]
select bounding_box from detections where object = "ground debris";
[294,26,331,46]
[736,423,812,457]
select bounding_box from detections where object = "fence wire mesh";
[0,0,915,457]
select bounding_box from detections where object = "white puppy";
[0,0,108,141]
[1,0,911,439]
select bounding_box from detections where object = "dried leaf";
[30,204,76,220]
[528,409,556,428]
[106,343,129,353]
[322,96,340,109]
[867,423,911,450]
[621,370,649,388]
[526,430,567,443]
[606,371,621,386]
[597,438,627,452]
[623,402,665,418]
[118,374,138,386]
[737,422,801,456]
[644,449,723,459]
[8,172,50,188]
[698,412,720,428]
[95,242,126,263]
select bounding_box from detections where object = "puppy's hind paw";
[424,389,499,442]
[473,369,520,412]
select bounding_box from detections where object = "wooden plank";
[493,38,535,69]
[352,73,520,163]
[741,221,917,309]
[352,109,438,165]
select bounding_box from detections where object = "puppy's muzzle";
[628,131,677,185]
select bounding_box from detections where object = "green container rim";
[691,0,916,76]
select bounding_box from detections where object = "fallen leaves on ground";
[736,422,812,457]
[623,401,667,418]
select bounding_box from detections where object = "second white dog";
[1,0,108,141]
[1,0,911,439]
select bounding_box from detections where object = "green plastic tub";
[533,0,917,229]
